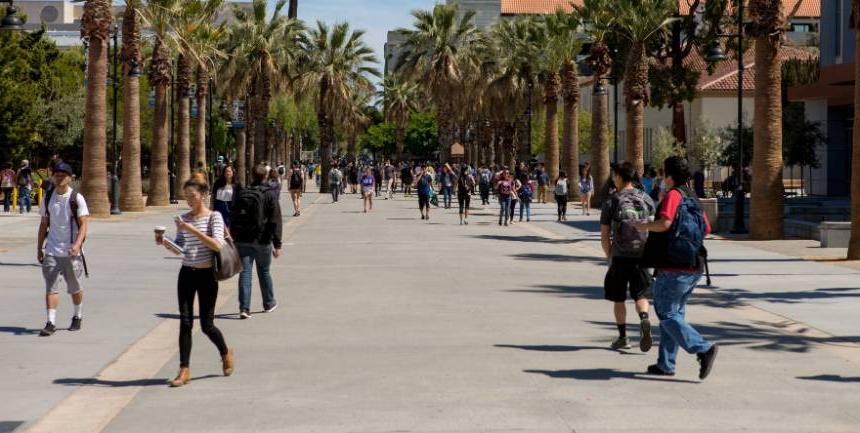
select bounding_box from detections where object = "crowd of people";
[24,151,715,384]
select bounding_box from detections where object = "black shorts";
[604,257,652,302]
[418,193,430,209]
[458,193,470,211]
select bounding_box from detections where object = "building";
[789,0,852,197]
[12,0,252,48]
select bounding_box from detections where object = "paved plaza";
[1,191,859,433]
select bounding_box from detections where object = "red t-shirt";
[657,189,710,272]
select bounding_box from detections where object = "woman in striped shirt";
[158,177,234,387]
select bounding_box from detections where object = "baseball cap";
[54,162,74,176]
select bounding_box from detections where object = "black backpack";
[289,171,302,190]
[231,186,268,240]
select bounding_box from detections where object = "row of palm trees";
[385,0,806,243]
[77,0,376,215]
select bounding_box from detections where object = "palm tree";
[141,0,177,206]
[224,0,303,165]
[300,21,378,193]
[189,0,226,172]
[395,4,480,160]
[577,0,614,207]
[615,0,676,175]
[378,75,419,160]
[119,0,144,212]
[747,0,786,240]
[849,1,860,259]
[80,0,113,217]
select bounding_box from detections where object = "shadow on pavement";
[0,262,40,267]
[510,253,606,263]
[154,312,264,321]
[797,374,860,383]
[0,327,40,336]
[557,220,601,232]
[495,344,615,353]
[506,285,604,300]
[53,374,221,387]
[0,421,24,433]
[471,234,586,245]
[524,368,699,384]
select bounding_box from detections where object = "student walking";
[361,167,375,213]
[267,169,282,195]
[232,165,283,319]
[1,162,15,213]
[439,165,455,209]
[519,180,533,222]
[634,156,718,380]
[16,160,33,214]
[508,177,521,225]
[496,170,513,226]
[600,162,656,352]
[212,166,240,228]
[288,162,304,217]
[401,163,413,196]
[535,164,549,204]
[328,163,343,203]
[554,172,569,221]
[579,164,594,215]
[384,161,396,199]
[156,177,233,386]
[457,166,475,225]
[478,166,492,205]
[36,163,89,337]
[415,166,433,220]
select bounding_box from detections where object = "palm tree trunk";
[120,61,143,211]
[195,67,208,169]
[318,79,332,194]
[849,16,860,258]
[81,35,110,217]
[236,127,247,186]
[624,42,648,175]
[544,71,561,198]
[396,126,405,160]
[176,55,192,187]
[750,33,785,240]
[148,83,170,206]
[563,61,580,201]
[591,77,611,209]
[672,102,687,144]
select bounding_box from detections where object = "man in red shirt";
[634,156,718,380]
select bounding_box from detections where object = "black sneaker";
[264,302,279,313]
[697,344,719,380]
[39,322,56,337]
[69,317,82,331]
[639,319,652,352]
[646,364,675,376]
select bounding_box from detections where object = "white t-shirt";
[215,184,234,202]
[40,188,89,257]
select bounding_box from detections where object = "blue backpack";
[666,188,706,267]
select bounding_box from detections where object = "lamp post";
[706,0,747,234]
[110,24,121,215]
[0,0,23,31]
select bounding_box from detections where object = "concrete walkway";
[1,191,859,433]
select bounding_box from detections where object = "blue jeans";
[499,196,512,223]
[18,187,31,213]
[2,187,12,212]
[441,185,453,208]
[519,200,531,220]
[236,243,276,312]
[653,271,713,373]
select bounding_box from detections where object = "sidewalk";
[3,193,859,433]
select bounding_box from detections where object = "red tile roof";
[694,45,817,93]
[503,0,819,17]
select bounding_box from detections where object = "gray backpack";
[611,189,653,258]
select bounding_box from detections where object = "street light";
[706,1,747,234]
[0,0,24,32]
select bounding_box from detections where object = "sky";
[288,0,437,70]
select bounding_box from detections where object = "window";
[791,23,811,33]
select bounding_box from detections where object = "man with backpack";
[535,163,549,204]
[633,156,717,380]
[36,163,89,336]
[233,165,283,319]
[328,161,343,203]
[600,162,656,352]
[16,160,33,214]
[288,161,304,217]
[478,166,492,206]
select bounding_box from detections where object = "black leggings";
[556,194,568,218]
[178,266,228,368]
[458,193,470,215]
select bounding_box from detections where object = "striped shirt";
[175,211,224,268]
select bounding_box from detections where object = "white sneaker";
[239,310,252,319]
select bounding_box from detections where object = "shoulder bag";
[208,212,243,281]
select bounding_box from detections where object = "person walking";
[360,167,375,213]
[384,160,395,200]
[328,162,343,203]
[508,176,521,225]
[415,166,433,220]
[36,163,89,337]
[439,164,455,209]
[600,162,656,352]
[211,166,240,228]
[519,179,533,222]
[457,166,475,225]
[633,156,718,380]
[554,172,569,221]
[579,164,594,215]
[288,161,304,217]
[478,166,492,205]
[267,168,282,196]
[496,170,513,226]
[156,177,233,387]
[535,163,549,204]
[373,164,383,198]
[16,160,33,214]
[1,162,15,213]
[401,163,413,196]
[232,165,283,319]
